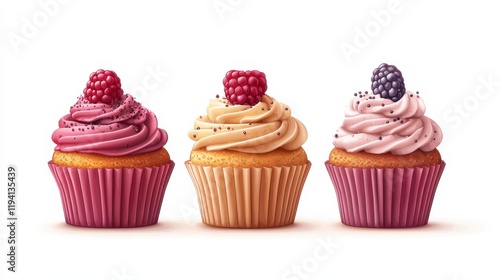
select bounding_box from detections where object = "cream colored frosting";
[188,95,307,153]
[333,91,443,155]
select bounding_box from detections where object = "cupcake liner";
[325,161,445,228]
[48,161,175,228]
[185,161,311,228]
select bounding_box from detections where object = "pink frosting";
[333,91,443,155]
[52,94,168,156]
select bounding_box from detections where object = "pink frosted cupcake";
[185,70,311,228]
[325,63,445,228]
[48,69,174,228]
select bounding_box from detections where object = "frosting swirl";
[188,95,307,153]
[52,94,168,156]
[333,92,443,155]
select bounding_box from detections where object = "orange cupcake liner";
[185,161,311,228]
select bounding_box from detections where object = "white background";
[1,1,499,279]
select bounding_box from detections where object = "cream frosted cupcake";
[185,70,311,228]
[48,69,174,228]
[326,63,445,228]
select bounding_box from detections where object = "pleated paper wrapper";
[325,161,445,228]
[48,161,175,228]
[185,161,311,228]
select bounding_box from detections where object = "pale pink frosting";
[52,94,168,156]
[333,91,443,155]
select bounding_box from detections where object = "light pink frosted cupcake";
[325,63,445,228]
[48,69,174,228]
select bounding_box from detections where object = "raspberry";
[371,63,406,102]
[223,70,267,106]
[83,69,124,104]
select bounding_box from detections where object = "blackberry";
[371,63,406,102]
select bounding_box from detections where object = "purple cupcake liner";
[325,161,445,228]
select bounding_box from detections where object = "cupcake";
[185,70,311,228]
[325,63,445,228]
[48,69,174,228]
